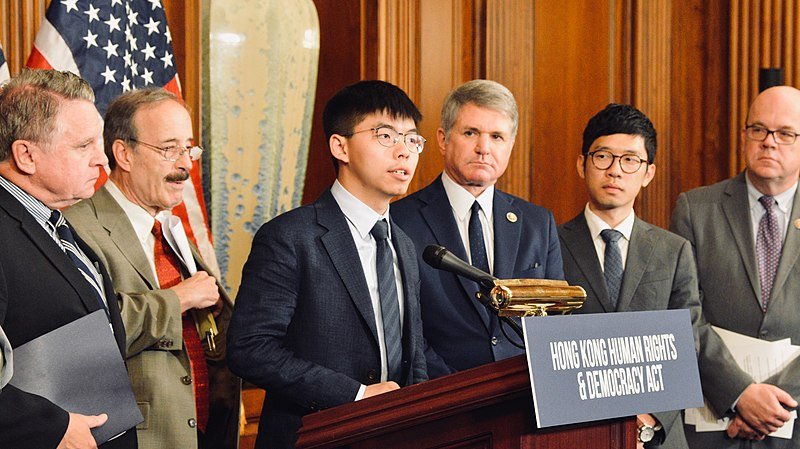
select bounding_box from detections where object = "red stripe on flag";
[25,47,53,69]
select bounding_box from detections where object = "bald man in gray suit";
[671,86,800,448]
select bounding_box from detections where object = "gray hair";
[440,79,518,139]
[0,69,95,161]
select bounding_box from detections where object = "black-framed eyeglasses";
[587,149,648,174]
[744,124,799,145]
[345,126,426,154]
[130,139,203,162]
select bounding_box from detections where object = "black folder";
[9,310,143,444]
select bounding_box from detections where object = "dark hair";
[581,103,657,163]
[322,80,422,172]
[103,88,185,169]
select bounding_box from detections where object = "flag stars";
[160,51,173,69]
[147,0,163,10]
[83,29,99,49]
[61,0,79,13]
[143,17,160,35]
[100,66,116,85]
[102,40,119,58]
[84,4,100,22]
[104,14,121,33]
[165,27,172,44]
[131,61,139,77]
[123,50,132,67]
[141,68,154,85]
[141,42,156,61]
[127,10,139,26]
[121,76,131,92]
[111,0,123,6]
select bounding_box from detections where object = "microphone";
[422,245,497,290]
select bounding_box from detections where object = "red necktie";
[152,220,209,432]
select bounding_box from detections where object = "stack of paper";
[685,326,800,439]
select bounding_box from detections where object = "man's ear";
[576,155,586,180]
[112,139,134,172]
[329,134,349,165]
[10,140,37,175]
[642,163,656,188]
[437,128,448,156]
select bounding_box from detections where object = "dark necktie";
[48,210,109,319]
[370,219,403,382]
[756,196,781,312]
[469,201,491,274]
[600,229,624,309]
[152,220,209,431]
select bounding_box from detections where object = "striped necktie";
[370,219,403,382]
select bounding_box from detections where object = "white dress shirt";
[330,180,405,399]
[745,177,797,247]
[441,171,495,274]
[583,205,635,271]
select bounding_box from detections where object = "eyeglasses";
[130,139,203,162]
[744,125,799,145]
[587,149,648,174]
[346,126,426,154]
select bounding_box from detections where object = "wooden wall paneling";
[483,0,534,201]
[532,0,616,224]
[632,0,672,228]
[302,0,365,205]
[163,1,202,142]
[0,0,47,76]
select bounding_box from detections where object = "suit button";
[491,337,498,346]
[367,369,378,381]
[181,376,192,385]
[760,330,768,338]
[188,418,197,428]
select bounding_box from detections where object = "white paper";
[687,326,800,439]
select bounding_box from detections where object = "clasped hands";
[726,383,797,441]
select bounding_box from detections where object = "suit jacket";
[64,186,240,449]
[671,171,800,448]
[391,176,563,377]
[0,326,11,389]
[0,187,136,448]
[560,213,703,449]
[227,189,428,449]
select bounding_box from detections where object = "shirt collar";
[330,180,391,240]
[745,175,798,215]
[583,204,635,241]
[105,180,160,244]
[441,171,494,221]
[0,174,54,227]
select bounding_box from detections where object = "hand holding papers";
[685,326,800,439]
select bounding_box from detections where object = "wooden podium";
[296,355,635,449]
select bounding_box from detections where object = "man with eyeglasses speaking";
[392,80,564,378]
[671,86,800,448]
[64,88,240,449]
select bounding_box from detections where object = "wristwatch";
[637,422,662,443]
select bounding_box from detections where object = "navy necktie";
[370,219,403,382]
[600,229,623,309]
[49,210,109,319]
[469,201,490,274]
[756,196,781,312]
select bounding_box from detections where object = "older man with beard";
[65,88,239,449]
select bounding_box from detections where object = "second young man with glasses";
[559,104,720,449]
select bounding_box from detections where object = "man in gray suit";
[671,86,800,447]
[559,104,705,448]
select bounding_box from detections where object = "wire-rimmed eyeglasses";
[130,138,203,162]
[587,149,648,174]
[346,126,426,154]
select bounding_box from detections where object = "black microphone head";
[422,245,447,268]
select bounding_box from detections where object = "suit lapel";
[561,214,615,312]
[317,190,380,345]
[492,191,521,279]
[770,184,800,302]
[93,187,158,289]
[722,173,762,306]
[0,188,97,313]
[418,178,492,331]
[617,218,654,312]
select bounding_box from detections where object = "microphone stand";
[475,287,526,347]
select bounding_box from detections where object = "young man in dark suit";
[0,70,136,448]
[227,80,428,449]
[392,79,563,378]
[559,104,730,448]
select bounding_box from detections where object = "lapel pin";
[794,218,800,229]
[506,212,517,223]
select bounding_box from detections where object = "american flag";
[26,0,220,275]
[0,42,9,84]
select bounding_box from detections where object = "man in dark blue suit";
[227,80,428,449]
[392,79,563,378]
